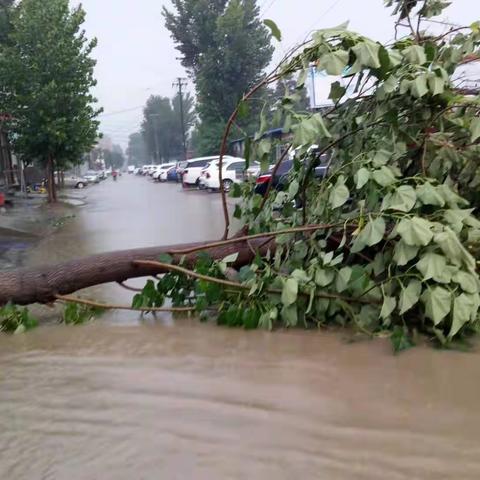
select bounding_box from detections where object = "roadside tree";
[0,0,101,202]
[164,0,273,155]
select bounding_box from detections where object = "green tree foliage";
[103,145,125,170]
[163,0,273,155]
[141,93,194,163]
[126,132,149,167]
[138,1,480,352]
[0,0,14,44]
[0,0,101,202]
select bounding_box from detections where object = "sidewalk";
[0,190,87,269]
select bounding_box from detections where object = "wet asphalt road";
[29,174,229,262]
[22,174,234,319]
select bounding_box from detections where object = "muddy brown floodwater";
[1,176,480,479]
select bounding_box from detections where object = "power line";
[261,0,278,17]
[98,105,144,117]
[297,0,344,44]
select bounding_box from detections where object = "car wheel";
[76,182,85,189]
[222,179,233,192]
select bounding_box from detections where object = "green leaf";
[451,293,480,337]
[355,167,370,189]
[329,180,349,209]
[393,240,419,266]
[390,326,415,354]
[382,185,417,212]
[263,19,282,41]
[288,179,299,199]
[428,75,445,96]
[352,40,381,69]
[399,280,422,314]
[291,269,310,284]
[470,117,480,142]
[229,182,242,198]
[452,270,480,294]
[434,228,476,270]
[410,74,429,98]
[403,45,427,65]
[282,278,298,306]
[422,286,451,325]
[297,69,308,88]
[416,252,452,283]
[397,217,434,247]
[416,183,445,207]
[281,304,298,327]
[320,50,349,75]
[13,324,26,335]
[372,166,397,187]
[357,216,386,247]
[222,252,239,264]
[311,113,332,138]
[257,138,271,157]
[158,253,173,264]
[335,267,352,293]
[315,268,335,287]
[329,81,347,101]
[437,185,469,208]
[233,204,242,219]
[132,294,145,309]
[237,100,249,119]
[381,296,397,319]
[383,75,398,93]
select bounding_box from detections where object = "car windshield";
[178,161,188,168]
[86,171,96,175]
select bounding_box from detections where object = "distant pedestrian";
[112,170,118,181]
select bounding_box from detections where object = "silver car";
[84,170,100,183]
[64,175,88,189]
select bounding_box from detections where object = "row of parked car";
[134,156,260,192]
[134,147,330,195]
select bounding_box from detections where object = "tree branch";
[134,260,380,305]
[56,295,195,313]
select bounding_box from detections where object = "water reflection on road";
[1,176,479,479]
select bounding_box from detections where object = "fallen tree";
[2,0,480,351]
[0,237,275,306]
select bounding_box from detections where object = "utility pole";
[173,77,188,161]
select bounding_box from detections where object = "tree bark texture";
[0,238,273,306]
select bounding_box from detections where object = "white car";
[202,157,247,192]
[127,165,136,174]
[153,162,176,181]
[246,161,261,179]
[84,170,100,183]
[182,156,236,187]
[141,164,154,175]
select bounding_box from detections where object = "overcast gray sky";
[74,0,480,148]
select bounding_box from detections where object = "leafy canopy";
[136,0,480,352]
[164,0,273,155]
[0,0,101,169]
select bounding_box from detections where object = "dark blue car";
[167,165,180,182]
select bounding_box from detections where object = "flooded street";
[1,176,480,479]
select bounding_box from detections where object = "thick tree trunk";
[0,238,273,306]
